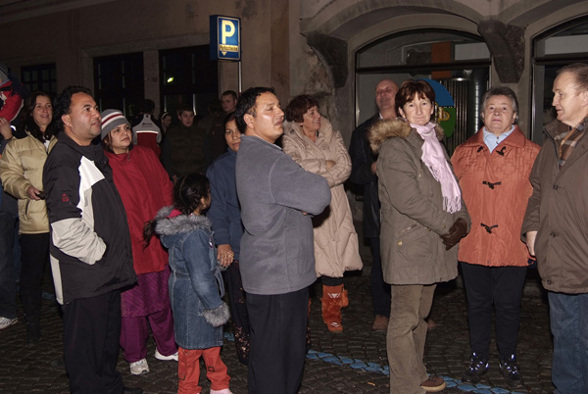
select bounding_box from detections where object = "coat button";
[550,232,556,237]
[397,241,403,246]
[553,185,559,190]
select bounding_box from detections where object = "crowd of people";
[0,61,587,394]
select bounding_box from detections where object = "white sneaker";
[210,389,232,394]
[129,358,149,375]
[154,349,178,361]
[0,316,17,330]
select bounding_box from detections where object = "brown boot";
[321,284,344,333]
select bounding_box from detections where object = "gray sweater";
[236,135,331,295]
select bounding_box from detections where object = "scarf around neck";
[412,122,462,214]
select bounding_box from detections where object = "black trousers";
[62,290,124,394]
[223,260,251,364]
[19,233,50,326]
[246,287,309,394]
[461,262,527,361]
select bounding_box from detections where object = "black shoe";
[122,387,143,394]
[461,352,489,384]
[500,354,522,387]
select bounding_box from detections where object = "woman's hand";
[326,160,336,170]
[0,117,13,140]
[217,244,234,268]
[525,231,537,257]
[26,185,43,200]
[440,217,468,250]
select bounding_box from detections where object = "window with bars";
[21,63,57,96]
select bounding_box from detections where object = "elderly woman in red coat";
[451,87,540,387]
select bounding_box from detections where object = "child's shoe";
[129,358,149,375]
[210,389,232,394]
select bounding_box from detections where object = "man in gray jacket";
[235,87,331,394]
[523,63,588,393]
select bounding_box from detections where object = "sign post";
[210,15,241,92]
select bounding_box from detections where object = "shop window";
[159,45,218,123]
[532,17,588,143]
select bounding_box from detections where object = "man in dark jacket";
[161,104,210,179]
[43,86,141,394]
[349,78,398,331]
[523,63,588,394]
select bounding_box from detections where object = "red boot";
[321,284,345,333]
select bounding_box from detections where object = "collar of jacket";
[368,118,444,154]
[58,131,106,163]
[154,205,212,236]
[460,125,527,151]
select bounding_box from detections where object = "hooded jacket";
[452,126,539,267]
[522,117,588,294]
[283,117,363,278]
[43,132,136,305]
[155,206,229,349]
[369,118,470,285]
[0,132,57,234]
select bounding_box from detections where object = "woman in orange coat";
[451,87,540,387]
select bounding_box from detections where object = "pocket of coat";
[396,225,432,263]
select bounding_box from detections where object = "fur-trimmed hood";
[368,118,445,154]
[154,206,212,238]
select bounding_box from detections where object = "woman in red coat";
[451,87,540,387]
[101,109,177,375]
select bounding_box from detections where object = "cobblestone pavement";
[0,257,554,393]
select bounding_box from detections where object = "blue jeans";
[0,211,18,319]
[549,291,588,393]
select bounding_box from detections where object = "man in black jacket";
[349,79,398,331]
[43,86,141,394]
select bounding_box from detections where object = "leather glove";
[440,217,468,250]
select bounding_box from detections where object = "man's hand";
[217,244,234,268]
[0,117,13,140]
[371,161,377,174]
[526,230,537,257]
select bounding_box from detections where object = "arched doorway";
[355,29,490,154]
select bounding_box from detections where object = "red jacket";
[451,126,539,267]
[106,145,173,274]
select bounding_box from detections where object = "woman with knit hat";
[100,109,178,375]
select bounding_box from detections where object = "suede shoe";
[420,375,446,392]
[372,315,389,331]
[462,352,489,384]
[500,354,522,387]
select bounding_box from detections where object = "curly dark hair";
[284,95,319,123]
[234,87,276,133]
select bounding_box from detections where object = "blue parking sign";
[210,15,241,61]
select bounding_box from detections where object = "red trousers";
[178,346,230,394]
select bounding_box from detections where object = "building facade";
[1,0,588,144]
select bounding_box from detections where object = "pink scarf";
[412,122,462,214]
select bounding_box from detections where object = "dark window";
[94,53,144,117]
[159,45,218,122]
[21,63,57,96]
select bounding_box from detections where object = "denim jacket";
[155,206,229,349]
